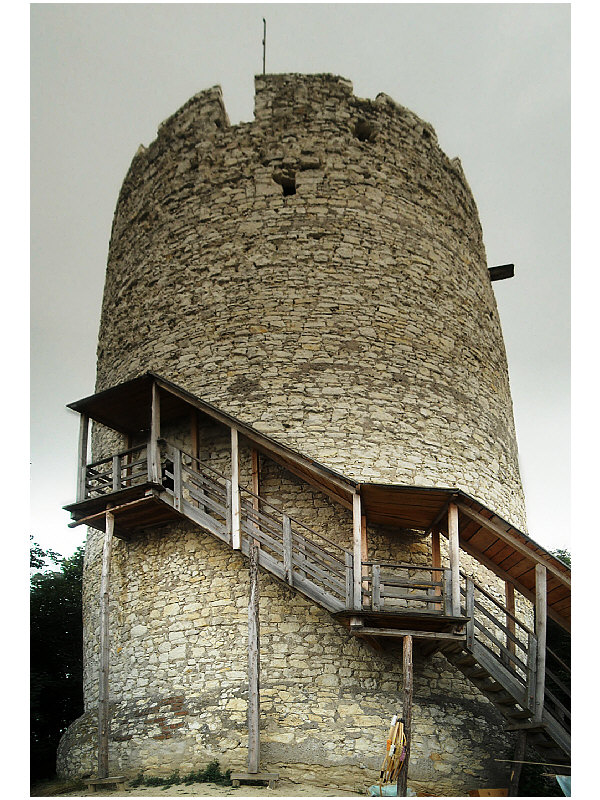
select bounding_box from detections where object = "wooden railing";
[239,487,352,609]
[161,444,352,612]
[544,645,571,731]
[360,562,448,614]
[460,572,538,710]
[83,444,149,499]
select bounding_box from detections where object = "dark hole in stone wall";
[273,169,297,196]
[354,119,375,142]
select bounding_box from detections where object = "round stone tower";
[59,75,527,794]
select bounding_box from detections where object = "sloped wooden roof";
[68,372,570,630]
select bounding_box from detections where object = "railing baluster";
[345,553,353,610]
[225,479,232,546]
[371,563,381,612]
[526,633,538,711]
[112,455,121,492]
[282,515,293,586]
[465,577,475,648]
[173,448,182,511]
[443,569,452,616]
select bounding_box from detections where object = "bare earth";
[31,779,364,798]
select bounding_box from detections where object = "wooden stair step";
[508,710,533,721]
[454,654,477,667]
[495,694,519,706]
[463,667,489,680]
[479,681,505,693]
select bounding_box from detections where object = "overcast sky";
[30,3,570,559]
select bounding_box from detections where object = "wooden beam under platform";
[350,627,466,640]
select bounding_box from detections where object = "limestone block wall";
[58,74,531,793]
[58,415,527,793]
[95,72,525,531]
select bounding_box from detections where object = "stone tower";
[58,75,560,795]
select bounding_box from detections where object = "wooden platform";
[230,771,279,788]
[85,776,127,792]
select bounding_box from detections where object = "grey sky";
[30,3,570,558]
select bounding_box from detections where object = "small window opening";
[273,169,297,196]
[354,119,375,142]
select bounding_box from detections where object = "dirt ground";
[30,778,365,798]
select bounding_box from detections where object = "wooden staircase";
[67,438,571,766]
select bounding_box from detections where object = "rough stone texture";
[58,75,530,794]
[96,72,525,530]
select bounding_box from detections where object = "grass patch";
[130,760,232,789]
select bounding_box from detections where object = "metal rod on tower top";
[262,18,266,75]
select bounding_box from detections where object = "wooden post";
[371,563,381,612]
[190,410,199,464]
[505,581,516,664]
[345,552,353,609]
[247,533,260,773]
[465,577,475,649]
[282,515,293,585]
[448,503,460,616]
[251,449,261,547]
[97,510,114,779]
[112,455,121,493]
[508,731,527,796]
[173,448,182,511]
[534,564,547,722]
[431,529,442,611]
[526,632,538,711]
[77,413,89,502]
[443,569,452,616]
[397,635,413,797]
[148,381,161,483]
[231,428,241,550]
[225,479,233,545]
[352,492,363,611]
[361,514,369,594]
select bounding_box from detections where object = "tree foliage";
[30,540,84,780]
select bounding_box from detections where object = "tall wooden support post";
[505,581,516,664]
[397,635,413,797]
[247,519,260,773]
[148,382,161,483]
[97,510,114,779]
[231,428,241,550]
[352,492,363,612]
[447,503,461,616]
[508,730,527,797]
[76,413,89,502]
[431,529,442,611]
[534,564,547,722]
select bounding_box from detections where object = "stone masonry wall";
[58,418,525,793]
[59,75,529,793]
[95,73,525,530]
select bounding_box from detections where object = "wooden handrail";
[86,443,146,470]
[460,571,534,635]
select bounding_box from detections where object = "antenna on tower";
[262,18,266,75]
